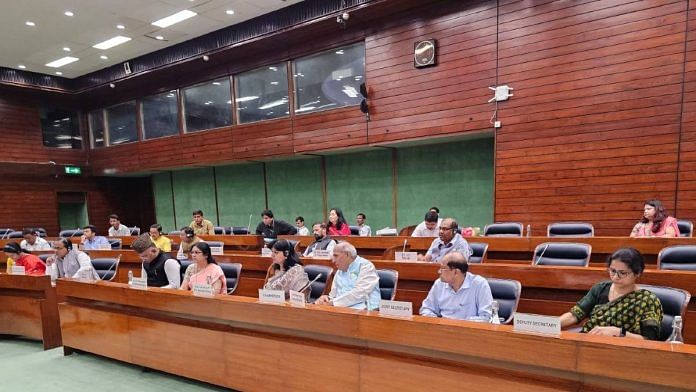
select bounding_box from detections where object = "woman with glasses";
[264,239,310,299]
[180,242,227,294]
[630,199,679,237]
[559,247,663,340]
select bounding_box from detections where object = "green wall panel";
[58,202,88,231]
[265,158,324,227]
[172,168,218,229]
[326,149,393,231]
[152,173,176,232]
[216,163,267,229]
[396,138,494,230]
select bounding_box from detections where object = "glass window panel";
[183,78,233,132]
[293,42,365,114]
[235,63,289,123]
[89,110,105,148]
[39,107,82,149]
[106,101,137,146]
[142,90,179,139]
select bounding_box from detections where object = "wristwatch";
[619,326,627,337]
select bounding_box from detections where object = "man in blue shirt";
[81,225,111,250]
[419,251,493,321]
[418,217,472,262]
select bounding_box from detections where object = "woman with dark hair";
[180,242,227,294]
[3,242,46,276]
[630,199,679,237]
[264,239,310,298]
[559,248,663,340]
[327,208,351,236]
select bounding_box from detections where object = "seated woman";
[3,242,46,276]
[630,199,679,238]
[560,248,663,340]
[264,239,310,299]
[327,208,351,236]
[180,242,227,295]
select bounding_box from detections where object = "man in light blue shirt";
[81,225,111,250]
[419,217,472,262]
[419,251,493,321]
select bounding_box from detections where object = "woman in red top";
[4,242,46,276]
[327,208,351,236]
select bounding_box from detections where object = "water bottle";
[489,300,501,324]
[666,316,684,344]
[128,270,133,285]
[526,224,531,237]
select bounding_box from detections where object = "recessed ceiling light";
[116,24,125,29]
[25,21,35,26]
[55,71,63,75]
[64,11,74,17]
[93,36,131,50]
[100,55,108,60]
[18,65,26,69]
[63,47,71,52]
[152,10,197,28]
[155,35,164,40]
[45,56,79,67]
[226,10,235,15]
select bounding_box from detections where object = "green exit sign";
[64,166,82,175]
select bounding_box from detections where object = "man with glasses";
[419,251,493,321]
[131,235,181,288]
[418,217,472,262]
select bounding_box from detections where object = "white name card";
[11,266,25,275]
[210,246,224,256]
[130,277,148,290]
[379,300,413,318]
[261,248,273,257]
[395,252,418,261]
[193,283,215,297]
[513,313,561,336]
[76,269,95,283]
[313,249,331,259]
[289,290,306,307]
[258,289,285,304]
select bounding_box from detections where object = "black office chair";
[59,229,83,238]
[657,245,696,271]
[376,269,398,301]
[486,278,521,324]
[468,242,489,264]
[108,238,122,250]
[214,226,226,235]
[532,242,591,267]
[35,228,47,238]
[203,241,224,254]
[129,227,140,236]
[231,227,249,235]
[304,264,334,303]
[349,225,360,235]
[547,222,594,237]
[7,231,23,238]
[220,263,242,295]
[677,220,693,237]
[179,259,193,281]
[91,255,121,281]
[639,284,691,341]
[0,228,14,237]
[483,222,523,237]
[38,253,52,263]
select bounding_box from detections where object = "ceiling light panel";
[93,36,131,50]
[152,10,197,28]
[45,56,79,67]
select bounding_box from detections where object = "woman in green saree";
[560,247,663,340]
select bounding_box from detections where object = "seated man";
[131,235,181,288]
[420,251,493,321]
[411,211,441,237]
[356,213,371,236]
[149,224,172,252]
[419,217,472,262]
[315,242,380,310]
[303,222,336,257]
[47,238,99,279]
[255,209,297,239]
[107,214,131,236]
[295,216,310,236]
[176,227,201,260]
[189,210,214,236]
[20,228,51,251]
[81,225,110,250]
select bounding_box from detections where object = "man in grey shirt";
[47,238,100,279]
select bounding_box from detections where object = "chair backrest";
[486,278,521,324]
[376,269,398,301]
[168,230,181,236]
[657,245,696,271]
[7,231,23,239]
[349,225,360,235]
[179,259,193,281]
[231,226,249,235]
[59,229,83,238]
[203,241,224,254]
[214,226,226,235]
[91,256,121,281]
[398,225,417,236]
[483,222,523,237]
[35,228,47,237]
[547,222,594,237]
[468,242,489,264]
[129,227,140,236]
[0,228,15,237]
[108,238,122,250]
[304,264,334,302]
[677,220,693,237]
[638,284,691,341]
[38,253,52,263]
[532,242,591,267]
[220,263,242,294]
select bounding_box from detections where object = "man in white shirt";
[411,211,441,237]
[356,213,371,236]
[108,214,131,237]
[20,228,51,251]
[295,216,310,236]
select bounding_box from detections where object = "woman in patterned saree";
[560,247,663,340]
[264,239,310,299]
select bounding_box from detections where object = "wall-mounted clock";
[414,39,437,68]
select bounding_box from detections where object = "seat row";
[483,221,695,237]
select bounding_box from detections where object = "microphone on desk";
[247,214,253,235]
[402,239,407,254]
[0,229,9,240]
[535,244,550,265]
[95,256,119,281]
[299,273,322,295]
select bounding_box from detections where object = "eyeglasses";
[607,268,632,278]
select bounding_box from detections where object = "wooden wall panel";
[293,107,367,152]
[676,1,696,221]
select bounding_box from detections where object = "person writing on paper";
[559,248,663,340]
[411,211,441,237]
[295,216,310,236]
[264,239,310,299]
[255,209,297,239]
[46,238,100,280]
[108,214,131,236]
[189,210,214,236]
[315,242,380,310]
[80,225,110,250]
[356,213,371,236]
[630,199,679,238]
[418,218,472,262]
[327,208,351,236]
[177,227,201,259]
[3,242,46,275]
[149,224,172,252]
[180,242,227,295]
[303,223,336,257]
[419,251,493,321]
[20,228,51,251]
[131,235,181,288]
